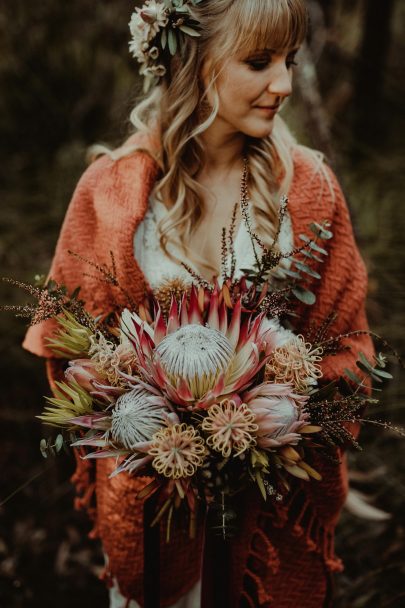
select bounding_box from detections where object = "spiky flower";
[243,383,310,448]
[202,400,258,457]
[38,380,94,427]
[121,286,280,410]
[266,335,323,392]
[148,423,206,479]
[110,386,169,449]
[46,309,94,357]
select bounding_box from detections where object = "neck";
[199,120,246,176]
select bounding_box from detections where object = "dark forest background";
[0,0,404,606]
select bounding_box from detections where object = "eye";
[246,58,270,71]
[286,53,298,68]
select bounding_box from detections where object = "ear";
[200,57,214,90]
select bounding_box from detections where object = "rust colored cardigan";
[23,137,374,608]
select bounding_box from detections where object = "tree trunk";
[353,0,396,149]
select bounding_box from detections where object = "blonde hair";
[123,0,324,274]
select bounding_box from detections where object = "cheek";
[218,76,256,115]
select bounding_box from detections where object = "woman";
[23,0,374,606]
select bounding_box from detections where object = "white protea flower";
[155,324,234,399]
[120,286,282,410]
[110,385,168,449]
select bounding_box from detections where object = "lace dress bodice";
[134,197,294,289]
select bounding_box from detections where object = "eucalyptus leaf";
[302,249,324,264]
[178,25,201,36]
[40,438,48,458]
[282,268,302,280]
[359,351,376,372]
[55,434,64,453]
[338,377,356,396]
[161,28,167,49]
[356,361,383,382]
[294,261,322,280]
[168,29,178,55]
[344,368,363,385]
[370,368,393,379]
[292,286,316,305]
[309,222,333,240]
[309,241,328,255]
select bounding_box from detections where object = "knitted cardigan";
[23,136,374,608]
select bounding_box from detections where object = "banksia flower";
[154,277,189,318]
[202,400,258,457]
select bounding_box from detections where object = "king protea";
[120,286,283,410]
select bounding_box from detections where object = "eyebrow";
[262,47,300,53]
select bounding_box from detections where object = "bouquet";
[4,206,399,541]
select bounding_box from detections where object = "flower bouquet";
[3,207,397,543]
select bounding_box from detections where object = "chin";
[242,120,275,139]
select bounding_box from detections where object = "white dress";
[108,196,294,608]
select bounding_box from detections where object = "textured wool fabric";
[23,135,374,607]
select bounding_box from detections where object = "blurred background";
[0,0,404,606]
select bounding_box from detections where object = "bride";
[23,1,374,606]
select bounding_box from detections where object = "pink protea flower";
[120,286,282,410]
[65,359,105,393]
[242,383,310,449]
[201,399,258,458]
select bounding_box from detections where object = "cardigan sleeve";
[22,155,111,359]
[303,163,375,386]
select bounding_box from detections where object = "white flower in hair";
[128,0,201,91]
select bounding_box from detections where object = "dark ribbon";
[143,493,160,608]
[201,505,231,608]
[143,500,231,607]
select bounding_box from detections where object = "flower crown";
[129,0,202,92]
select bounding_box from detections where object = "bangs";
[229,0,308,54]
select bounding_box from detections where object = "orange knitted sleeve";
[304,163,375,387]
[22,154,111,359]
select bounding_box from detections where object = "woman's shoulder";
[79,132,159,193]
[290,144,343,210]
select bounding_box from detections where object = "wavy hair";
[124,0,322,275]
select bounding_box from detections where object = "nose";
[267,61,293,99]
